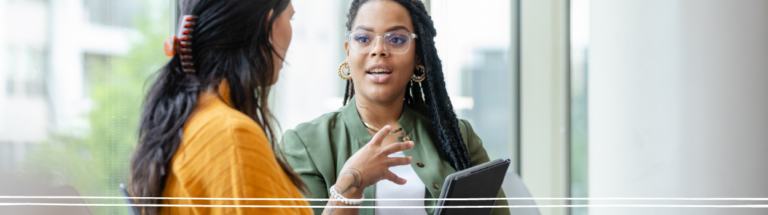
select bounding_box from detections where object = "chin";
[362,87,402,103]
[270,66,281,85]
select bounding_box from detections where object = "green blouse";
[280,97,510,215]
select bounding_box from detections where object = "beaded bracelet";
[329,185,364,205]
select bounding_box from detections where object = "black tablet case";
[435,158,511,215]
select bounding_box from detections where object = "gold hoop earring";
[338,59,352,80]
[411,65,426,82]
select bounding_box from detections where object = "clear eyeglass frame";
[346,30,419,54]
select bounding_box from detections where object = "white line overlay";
[1,196,767,201]
[1,196,767,208]
[0,203,767,208]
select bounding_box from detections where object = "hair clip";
[163,15,199,74]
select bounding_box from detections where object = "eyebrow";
[354,25,411,33]
[354,26,373,31]
[386,26,410,32]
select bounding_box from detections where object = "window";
[6,45,47,96]
[0,0,169,214]
[430,0,519,193]
[83,0,139,27]
[570,0,590,214]
[272,0,349,130]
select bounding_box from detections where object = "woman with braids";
[129,0,414,214]
[281,0,511,214]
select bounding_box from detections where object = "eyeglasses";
[347,30,418,54]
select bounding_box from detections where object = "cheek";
[348,55,366,75]
[396,56,417,79]
[284,21,292,46]
[274,20,292,52]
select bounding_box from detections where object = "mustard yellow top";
[160,82,312,215]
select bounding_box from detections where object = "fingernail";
[408,157,413,162]
[410,141,414,147]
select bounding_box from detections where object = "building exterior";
[0,0,139,171]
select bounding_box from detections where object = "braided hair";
[342,0,472,171]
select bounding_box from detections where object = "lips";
[365,64,393,83]
[368,68,391,76]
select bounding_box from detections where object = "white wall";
[590,0,768,214]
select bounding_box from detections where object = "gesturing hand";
[334,125,415,197]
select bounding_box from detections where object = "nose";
[368,36,389,58]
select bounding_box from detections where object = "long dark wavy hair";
[129,0,304,214]
[342,0,473,171]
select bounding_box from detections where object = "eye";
[388,36,408,44]
[354,35,371,43]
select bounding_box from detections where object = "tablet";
[435,158,511,215]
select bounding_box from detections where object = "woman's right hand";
[333,125,414,198]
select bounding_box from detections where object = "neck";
[355,94,405,128]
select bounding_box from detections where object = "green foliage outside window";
[22,1,170,214]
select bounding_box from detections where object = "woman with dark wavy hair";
[281,0,510,215]
[129,0,414,214]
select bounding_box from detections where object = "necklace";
[363,121,403,134]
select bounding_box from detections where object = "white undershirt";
[374,151,428,215]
